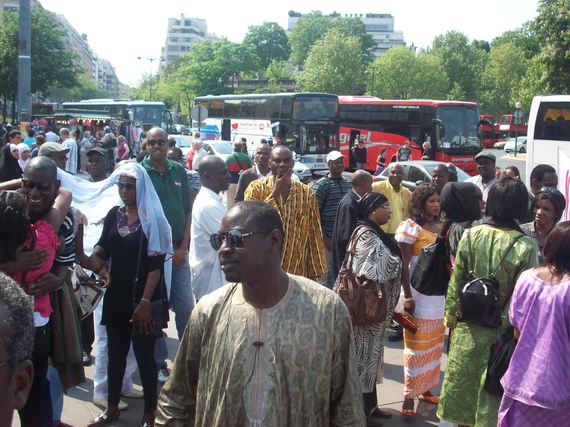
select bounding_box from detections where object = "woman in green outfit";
[437,177,539,427]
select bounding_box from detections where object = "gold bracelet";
[140,297,151,304]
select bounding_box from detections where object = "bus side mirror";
[433,119,445,138]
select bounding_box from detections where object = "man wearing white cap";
[466,151,497,203]
[311,150,352,287]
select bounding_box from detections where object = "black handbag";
[132,229,169,337]
[484,325,517,396]
[410,236,450,296]
[459,232,522,329]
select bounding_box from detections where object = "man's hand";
[172,248,187,267]
[271,170,292,202]
[28,272,63,296]
[1,249,48,275]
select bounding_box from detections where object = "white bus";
[526,95,570,186]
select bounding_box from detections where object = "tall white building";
[160,14,216,68]
[287,12,406,59]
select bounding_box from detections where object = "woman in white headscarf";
[83,162,172,427]
[17,142,31,171]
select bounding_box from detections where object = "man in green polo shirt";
[142,127,194,382]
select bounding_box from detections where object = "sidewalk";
[13,317,447,427]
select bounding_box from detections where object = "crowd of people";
[0,124,569,427]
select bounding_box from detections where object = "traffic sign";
[191,105,208,122]
[513,109,524,125]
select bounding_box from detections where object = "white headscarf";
[17,143,30,171]
[57,162,173,258]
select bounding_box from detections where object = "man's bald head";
[352,170,373,196]
[23,156,58,181]
[198,155,229,193]
[147,127,167,140]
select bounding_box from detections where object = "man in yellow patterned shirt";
[245,146,327,280]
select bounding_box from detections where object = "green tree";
[290,12,377,65]
[0,6,79,101]
[430,31,486,101]
[367,47,448,99]
[50,76,107,102]
[243,22,290,70]
[265,59,294,83]
[531,0,570,93]
[480,42,528,115]
[289,11,330,65]
[298,29,365,95]
[492,22,540,60]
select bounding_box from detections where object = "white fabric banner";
[556,147,570,221]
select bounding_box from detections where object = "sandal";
[88,411,120,427]
[419,393,440,405]
[401,399,415,417]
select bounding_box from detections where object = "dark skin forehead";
[147,128,167,140]
[271,146,293,162]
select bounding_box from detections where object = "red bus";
[338,96,482,175]
[480,114,498,148]
[496,113,528,140]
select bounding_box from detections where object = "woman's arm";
[399,242,415,314]
[89,245,110,286]
[74,223,94,270]
[44,188,72,232]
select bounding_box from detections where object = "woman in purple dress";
[498,221,570,426]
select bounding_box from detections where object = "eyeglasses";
[116,182,136,190]
[147,139,166,147]
[21,180,52,192]
[209,229,273,250]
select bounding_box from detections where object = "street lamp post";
[514,101,522,157]
[137,56,159,101]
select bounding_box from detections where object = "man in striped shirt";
[245,146,326,281]
[311,151,352,288]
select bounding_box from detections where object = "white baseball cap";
[326,150,344,163]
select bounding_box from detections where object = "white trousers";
[93,294,138,397]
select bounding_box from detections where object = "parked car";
[202,140,234,162]
[493,140,507,149]
[504,136,527,153]
[168,135,193,160]
[374,160,471,191]
[293,162,313,184]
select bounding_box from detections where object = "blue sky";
[41,0,540,86]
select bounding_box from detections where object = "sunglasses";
[116,182,136,190]
[539,186,562,197]
[209,229,273,250]
[147,139,166,147]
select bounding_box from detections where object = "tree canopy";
[243,22,290,71]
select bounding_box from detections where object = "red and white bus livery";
[338,96,482,175]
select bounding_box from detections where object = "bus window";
[224,100,241,117]
[259,97,281,119]
[292,96,337,121]
[534,103,570,141]
[209,101,224,117]
[241,99,259,118]
[281,98,292,119]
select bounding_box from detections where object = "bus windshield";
[293,96,338,121]
[437,106,481,151]
[131,105,165,127]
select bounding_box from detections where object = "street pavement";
[12,313,446,427]
[483,148,527,182]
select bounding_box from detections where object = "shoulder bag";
[132,228,169,337]
[336,226,388,326]
[410,235,450,296]
[458,231,522,329]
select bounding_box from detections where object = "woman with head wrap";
[440,182,485,260]
[335,192,402,425]
[17,142,31,172]
[0,145,23,182]
[86,162,172,427]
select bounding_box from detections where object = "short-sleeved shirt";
[502,269,570,409]
[55,209,75,266]
[371,180,412,234]
[226,152,252,184]
[142,157,191,244]
[397,147,412,161]
[312,175,352,238]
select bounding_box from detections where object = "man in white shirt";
[45,128,58,142]
[190,133,207,171]
[59,127,78,174]
[466,152,497,203]
[189,155,230,300]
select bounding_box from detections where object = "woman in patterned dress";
[336,192,402,426]
[395,183,444,417]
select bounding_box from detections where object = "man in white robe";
[157,201,365,427]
